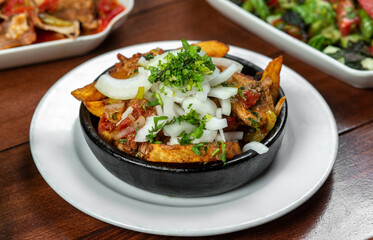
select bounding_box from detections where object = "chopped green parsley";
[248,117,261,131]
[144,53,154,60]
[147,39,215,92]
[146,116,168,143]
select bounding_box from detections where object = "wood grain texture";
[1,0,373,239]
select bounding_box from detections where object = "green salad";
[232,0,373,70]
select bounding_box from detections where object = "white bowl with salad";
[207,0,373,88]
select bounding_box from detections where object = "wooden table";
[1,0,373,239]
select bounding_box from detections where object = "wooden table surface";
[1,0,373,239]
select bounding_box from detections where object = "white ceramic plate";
[29,41,338,237]
[0,0,133,70]
[207,0,373,89]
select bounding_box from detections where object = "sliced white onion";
[171,95,183,103]
[173,88,197,98]
[205,117,227,130]
[162,95,176,119]
[216,108,222,118]
[219,98,231,116]
[195,83,210,101]
[212,57,243,73]
[115,116,145,140]
[204,67,220,82]
[95,67,151,100]
[198,50,207,57]
[208,64,238,86]
[173,104,185,116]
[159,84,173,96]
[163,121,195,137]
[192,130,218,144]
[134,116,167,142]
[208,86,238,100]
[116,106,133,126]
[167,136,179,145]
[161,86,184,103]
[242,141,269,154]
[150,81,161,93]
[182,97,217,117]
[218,129,225,142]
[144,91,153,101]
[137,56,148,67]
[155,105,163,116]
[224,131,244,141]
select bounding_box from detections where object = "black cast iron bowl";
[79,54,288,198]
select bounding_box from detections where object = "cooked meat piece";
[0,13,36,49]
[31,9,80,38]
[228,57,283,130]
[229,72,269,128]
[109,48,165,79]
[51,0,97,31]
[99,99,157,154]
[140,142,242,163]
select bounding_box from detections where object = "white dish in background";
[0,0,133,70]
[29,41,338,236]
[207,0,373,89]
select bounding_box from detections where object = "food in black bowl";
[74,40,287,197]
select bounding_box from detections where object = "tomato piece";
[238,90,261,109]
[267,0,278,7]
[224,116,239,131]
[271,19,303,40]
[98,115,116,133]
[2,0,33,16]
[336,0,360,37]
[116,117,131,130]
[38,0,59,12]
[358,0,373,19]
[96,0,125,32]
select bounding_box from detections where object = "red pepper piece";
[238,90,261,109]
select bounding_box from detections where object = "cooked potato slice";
[261,56,282,102]
[83,100,106,117]
[194,40,229,57]
[71,82,106,101]
[141,142,241,163]
[275,96,286,116]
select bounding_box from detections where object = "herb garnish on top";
[147,39,215,91]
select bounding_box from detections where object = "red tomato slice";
[336,0,360,37]
[358,0,373,18]
[238,90,261,109]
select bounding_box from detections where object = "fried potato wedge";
[261,56,282,102]
[194,40,229,57]
[275,96,286,116]
[83,100,106,117]
[141,142,241,163]
[71,82,106,102]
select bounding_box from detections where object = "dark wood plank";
[129,0,177,15]
[0,144,109,239]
